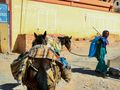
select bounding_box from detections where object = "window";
[116,2,119,6]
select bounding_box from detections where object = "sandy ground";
[0,39,120,90]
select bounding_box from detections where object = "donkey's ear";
[43,31,47,38]
[69,36,72,39]
[34,32,37,38]
[58,37,61,39]
[58,37,63,40]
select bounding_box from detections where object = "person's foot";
[101,73,108,78]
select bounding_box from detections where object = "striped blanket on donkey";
[11,45,71,87]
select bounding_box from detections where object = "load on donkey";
[11,31,72,90]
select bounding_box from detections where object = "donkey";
[22,31,71,90]
[32,31,72,52]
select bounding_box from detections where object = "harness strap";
[47,68,55,83]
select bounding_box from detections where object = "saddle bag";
[10,52,29,81]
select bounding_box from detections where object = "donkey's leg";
[36,69,48,90]
[27,87,32,90]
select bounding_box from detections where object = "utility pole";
[20,0,24,34]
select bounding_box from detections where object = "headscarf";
[102,30,109,39]
[101,30,109,48]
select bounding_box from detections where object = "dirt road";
[0,40,120,90]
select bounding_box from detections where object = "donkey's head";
[32,31,47,47]
[58,36,72,51]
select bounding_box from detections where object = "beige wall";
[12,0,120,49]
[12,0,25,50]
[0,23,9,53]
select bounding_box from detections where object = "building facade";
[113,0,120,12]
[0,0,120,52]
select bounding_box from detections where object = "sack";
[29,45,58,60]
[109,67,120,77]
[88,36,101,57]
[61,67,72,83]
[10,52,29,81]
[57,57,71,82]
[47,63,61,86]
[28,45,47,58]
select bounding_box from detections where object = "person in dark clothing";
[95,30,109,77]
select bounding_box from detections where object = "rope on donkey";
[69,51,88,57]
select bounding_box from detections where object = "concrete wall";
[13,34,34,53]
[12,0,120,50]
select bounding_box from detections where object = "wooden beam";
[32,0,112,12]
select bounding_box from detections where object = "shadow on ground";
[72,67,97,76]
[72,67,120,80]
[0,83,20,90]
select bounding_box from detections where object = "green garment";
[95,39,108,74]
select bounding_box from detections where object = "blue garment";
[88,36,101,57]
[58,57,69,67]
[101,37,109,48]
[88,36,109,57]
